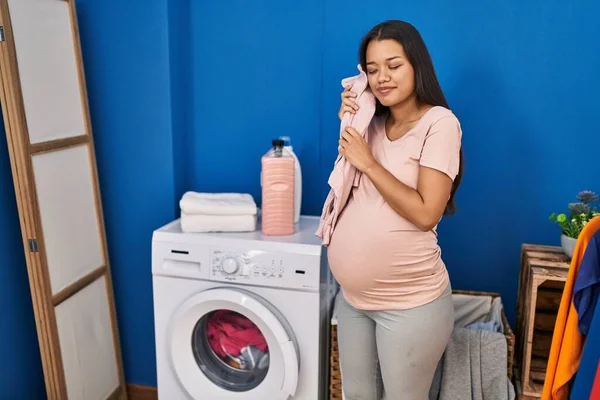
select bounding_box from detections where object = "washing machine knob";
[222,257,239,274]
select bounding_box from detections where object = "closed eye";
[367,65,401,74]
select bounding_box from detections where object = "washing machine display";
[209,249,320,290]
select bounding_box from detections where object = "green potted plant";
[549,190,600,258]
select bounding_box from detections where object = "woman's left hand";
[338,127,377,173]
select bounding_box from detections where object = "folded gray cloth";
[468,296,505,333]
[429,328,515,400]
[453,294,492,328]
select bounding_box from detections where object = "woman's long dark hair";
[358,20,463,216]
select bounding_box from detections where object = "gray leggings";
[337,284,454,400]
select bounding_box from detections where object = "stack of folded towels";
[179,192,258,233]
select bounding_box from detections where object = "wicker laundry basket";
[328,289,515,399]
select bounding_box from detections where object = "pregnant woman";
[327,20,464,399]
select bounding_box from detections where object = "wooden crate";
[515,244,571,398]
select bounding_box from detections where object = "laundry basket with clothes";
[429,292,516,400]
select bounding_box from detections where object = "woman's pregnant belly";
[327,198,449,310]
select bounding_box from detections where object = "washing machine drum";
[169,287,300,400]
[193,309,270,391]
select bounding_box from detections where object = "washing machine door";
[169,287,299,400]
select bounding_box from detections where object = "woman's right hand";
[338,85,359,120]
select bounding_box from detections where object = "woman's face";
[365,39,416,107]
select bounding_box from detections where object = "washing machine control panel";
[209,248,320,290]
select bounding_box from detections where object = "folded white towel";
[180,212,257,233]
[179,192,257,216]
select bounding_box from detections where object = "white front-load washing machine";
[152,215,337,400]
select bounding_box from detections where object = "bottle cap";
[279,136,291,146]
[272,139,284,148]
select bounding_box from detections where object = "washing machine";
[152,215,337,400]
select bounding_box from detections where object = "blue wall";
[168,0,192,207]
[74,0,175,387]
[190,0,324,214]
[1,0,599,391]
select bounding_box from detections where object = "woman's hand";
[338,127,376,173]
[338,85,359,120]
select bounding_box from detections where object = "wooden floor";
[127,384,157,400]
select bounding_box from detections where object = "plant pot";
[561,234,577,258]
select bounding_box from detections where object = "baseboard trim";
[127,384,158,400]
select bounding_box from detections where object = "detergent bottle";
[278,136,302,224]
[260,139,295,235]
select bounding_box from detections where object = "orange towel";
[543,216,600,399]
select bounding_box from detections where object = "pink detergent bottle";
[261,139,295,235]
